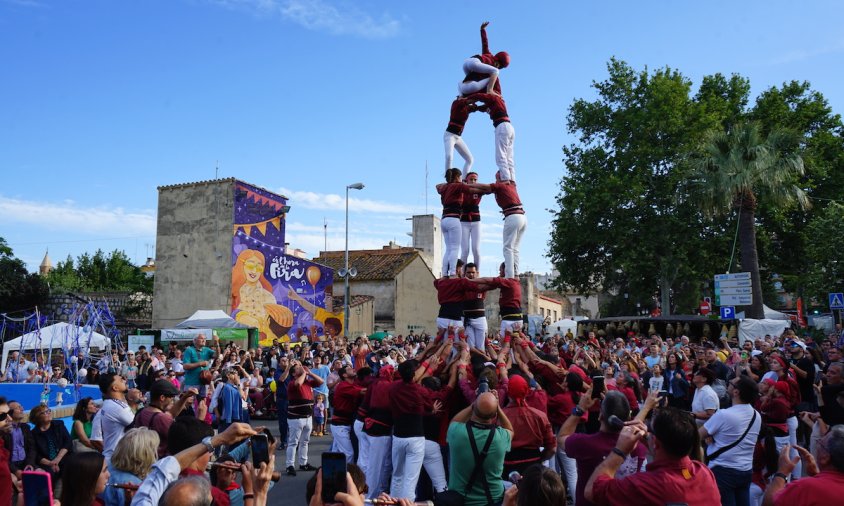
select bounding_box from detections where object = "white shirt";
[703,403,761,472]
[100,398,135,460]
[130,455,181,506]
[692,384,719,426]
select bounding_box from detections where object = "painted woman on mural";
[231,249,294,345]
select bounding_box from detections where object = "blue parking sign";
[720,306,736,319]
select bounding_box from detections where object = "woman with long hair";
[71,397,99,452]
[666,352,690,409]
[30,404,72,484]
[103,427,159,506]
[60,451,109,506]
[231,248,293,344]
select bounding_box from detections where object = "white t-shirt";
[692,384,720,425]
[100,398,135,460]
[703,403,761,472]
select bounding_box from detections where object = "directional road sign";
[714,272,753,306]
[830,293,844,310]
[720,306,736,319]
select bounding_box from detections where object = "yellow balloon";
[269,380,277,393]
[306,266,321,288]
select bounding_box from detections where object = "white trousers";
[460,221,481,270]
[331,424,354,463]
[353,419,369,476]
[444,131,474,173]
[465,317,488,350]
[502,213,527,278]
[459,57,498,96]
[422,439,448,493]
[286,417,312,467]
[557,447,578,504]
[441,217,462,277]
[436,317,463,331]
[366,435,393,499]
[390,436,426,500]
[495,122,515,182]
[785,416,802,480]
[500,319,523,336]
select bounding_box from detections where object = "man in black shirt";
[787,339,816,408]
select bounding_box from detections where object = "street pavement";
[249,419,333,506]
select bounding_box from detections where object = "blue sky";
[2,0,843,277]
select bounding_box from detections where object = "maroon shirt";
[363,378,396,436]
[446,98,472,136]
[460,191,483,223]
[331,381,365,426]
[434,277,482,320]
[0,439,11,506]
[389,381,433,438]
[590,456,719,506]
[489,277,522,315]
[473,93,510,126]
[489,182,524,216]
[288,378,317,419]
[438,183,470,218]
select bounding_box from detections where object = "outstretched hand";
[481,21,490,29]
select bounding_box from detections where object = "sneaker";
[286,466,297,476]
[299,463,317,471]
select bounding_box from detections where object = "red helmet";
[495,51,510,68]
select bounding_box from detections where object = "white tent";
[547,318,578,337]
[763,305,790,321]
[738,318,791,345]
[175,310,250,329]
[1,322,111,372]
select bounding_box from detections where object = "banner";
[231,182,341,347]
[161,328,213,342]
[128,335,155,352]
[214,328,248,340]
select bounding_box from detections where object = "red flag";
[796,297,807,328]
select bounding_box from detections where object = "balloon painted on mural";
[230,182,340,346]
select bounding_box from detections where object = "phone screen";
[251,434,269,466]
[321,452,348,502]
[23,471,53,506]
[591,376,605,398]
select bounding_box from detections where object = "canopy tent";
[1,322,110,372]
[547,318,578,337]
[763,305,790,321]
[738,318,791,345]
[175,310,250,329]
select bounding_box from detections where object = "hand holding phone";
[23,470,54,506]
[591,376,605,399]
[321,452,348,502]
[251,434,270,466]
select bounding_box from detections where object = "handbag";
[705,409,757,462]
[436,422,497,506]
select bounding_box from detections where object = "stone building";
[314,245,438,335]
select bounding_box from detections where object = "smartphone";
[23,470,54,506]
[261,427,275,446]
[591,376,605,399]
[251,434,270,466]
[321,452,348,502]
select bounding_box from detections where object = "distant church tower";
[39,250,52,276]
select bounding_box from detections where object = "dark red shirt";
[435,277,482,320]
[489,182,523,216]
[473,93,510,126]
[0,439,11,506]
[438,183,470,218]
[182,469,231,506]
[460,192,483,222]
[446,98,472,136]
[590,456,720,506]
[363,378,396,436]
[331,381,365,426]
[502,404,555,454]
[389,381,433,438]
[463,26,503,95]
[287,378,317,419]
[489,277,522,314]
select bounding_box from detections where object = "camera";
[478,377,490,393]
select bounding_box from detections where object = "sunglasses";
[0,412,9,422]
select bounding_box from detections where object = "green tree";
[47,249,152,293]
[688,122,809,319]
[802,202,844,304]
[548,59,743,314]
[0,237,49,312]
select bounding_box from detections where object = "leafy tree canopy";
[0,237,49,312]
[46,249,152,294]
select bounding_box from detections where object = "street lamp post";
[344,183,364,337]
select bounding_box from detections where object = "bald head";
[472,392,499,422]
[160,476,212,506]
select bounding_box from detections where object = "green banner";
[214,328,249,340]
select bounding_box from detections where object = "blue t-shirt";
[182,345,215,386]
[311,365,330,395]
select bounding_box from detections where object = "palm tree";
[689,122,809,319]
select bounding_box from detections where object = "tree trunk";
[738,198,765,319]
[660,276,672,316]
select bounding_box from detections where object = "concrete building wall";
[347,280,396,322]
[412,215,442,277]
[538,296,564,322]
[394,256,438,335]
[566,294,600,319]
[346,299,375,337]
[153,180,234,328]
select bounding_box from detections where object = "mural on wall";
[231,182,342,346]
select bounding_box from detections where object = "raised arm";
[288,289,319,315]
[480,22,491,55]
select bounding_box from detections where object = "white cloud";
[279,187,416,215]
[0,196,156,236]
[770,39,844,65]
[208,0,400,39]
